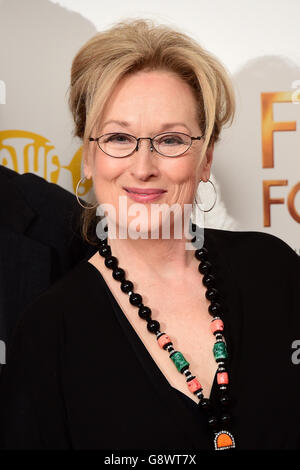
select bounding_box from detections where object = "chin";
[116,218,160,239]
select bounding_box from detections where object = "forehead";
[112,70,196,103]
[100,70,198,129]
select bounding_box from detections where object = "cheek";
[164,157,199,184]
[93,154,126,181]
[91,156,127,206]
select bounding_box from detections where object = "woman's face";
[85,69,213,237]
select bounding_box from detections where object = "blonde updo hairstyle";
[68,18,235,245]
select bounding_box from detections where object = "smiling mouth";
[123,188,167,195]
[122,188,167,202]
[125,190,155,195]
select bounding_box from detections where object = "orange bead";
[157,333,172,349]
[187,377,202,393]
[217,372,228,384]
[210,318,224,334]
[214,431,235,450]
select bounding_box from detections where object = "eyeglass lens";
[97,132,191,157]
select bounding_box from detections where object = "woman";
[0,18,299,451]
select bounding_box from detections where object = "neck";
[106,229,197,283]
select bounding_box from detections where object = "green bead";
[213,341,228,360]
[170,351,189,372]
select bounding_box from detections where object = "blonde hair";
[68,18,235,244]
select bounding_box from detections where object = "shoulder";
[204,228,299,300]
[12,171,79,219]
[204,229,300,335]
[0,167,83,233]
[3,169,93,258]
[0,165,17,180]
[0,166,75,205]
[204,227,299,267]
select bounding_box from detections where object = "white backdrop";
[0,0,299,252]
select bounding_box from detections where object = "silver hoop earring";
[75,176,98,209]
[194,178,217,213]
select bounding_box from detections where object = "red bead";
[217,372,229,385]
[210,318,224,334]
[187,377,202,393]
[157,334,172,348]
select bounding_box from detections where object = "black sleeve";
[0,299,72,449]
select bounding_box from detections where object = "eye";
[104,133,132,143]
[158,135,184,145]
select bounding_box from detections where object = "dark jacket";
[0,165,97,355]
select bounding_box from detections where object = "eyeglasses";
[89,131,204,158]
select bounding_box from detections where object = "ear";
[82,144,92,180]
[83,159,92,180]
[200,142,214,182]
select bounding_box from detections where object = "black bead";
[112,267,125,281]
[198,260,212,275]
[138,305,152,320]
[129,293,142,306]
[220,413,231,425]
[98,224,108,242]
[147,319,160,333]
[98,245,111,258]
[199,398,211,410]
[121,280,133,293]
[202,274,215,288]
[207,415,218,429]
[208,302,222,316]
[104,256,118,269]
[195,247,209,261]
[216,357,227,364]
[220,394,230,406]
[184,369,192,377]
[186,375,196,383]
[205,287,218,302]
[99,238,107,246]
[217,359,228,368]
[196,391,204,400]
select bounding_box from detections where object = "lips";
[123,187,167,195]
[123,187,166,203]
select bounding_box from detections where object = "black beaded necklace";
[98,223,236,451]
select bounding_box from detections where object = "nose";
[136,137,154,152]
[130,137,159,180]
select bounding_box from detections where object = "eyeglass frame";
[88,131,204,158]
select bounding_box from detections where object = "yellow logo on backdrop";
[261,92,300,226]
[0,130,92,196]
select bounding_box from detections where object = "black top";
[0,228,299,450]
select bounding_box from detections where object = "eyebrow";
[101,120,191,134]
